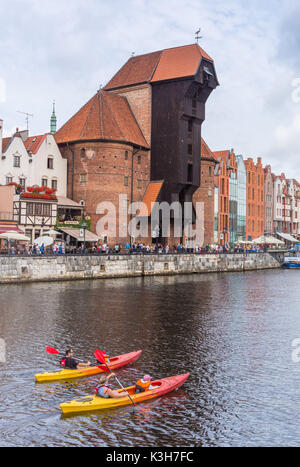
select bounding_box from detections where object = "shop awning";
[277,232,298,243]
[253,235,285,245]
[58,228,100,242]
[0,224,23,235]
[57,196,83,209]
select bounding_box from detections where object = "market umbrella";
[253,235,284,245]
[43,229,62,236]
[0,231,31,241]
[34,236,54,247]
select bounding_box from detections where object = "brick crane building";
[56,44,219,246]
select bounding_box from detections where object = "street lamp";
[81,221,88,255]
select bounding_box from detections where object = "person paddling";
[63,348,91,369]
[95,373,126,399]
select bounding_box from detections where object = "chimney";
[0,118,3,157]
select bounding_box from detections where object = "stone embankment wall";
[0,252,284,284]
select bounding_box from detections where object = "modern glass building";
[236,155,247,241]
[214,186,219,243]
[229,171,238,244]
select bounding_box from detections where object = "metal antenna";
[17,111,33,132]
[195,28,203,44]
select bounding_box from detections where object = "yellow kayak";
[35,350,142,382]
[60,373,190,414]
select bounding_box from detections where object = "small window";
[187,163,193,183]
[80,174,87,183]
[47,158,54,169]
[192,93,197,109]
[188,120,193,133]
[13,156,20,168]
[124,176,129,187]
[138,179,142,189]
[137,155,141,165]
[51,179,58,190]
[6,177,13,184]
[42,178,48,187]
[19,178,25,188]
[125,151,129,161]
[81,149,86,158]
[209,166,212,177]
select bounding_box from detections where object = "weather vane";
[195,28,203,44]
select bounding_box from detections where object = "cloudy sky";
[0,0,299,178]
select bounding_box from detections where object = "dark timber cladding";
[151,57,219,207]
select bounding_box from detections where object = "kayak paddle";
[94,349,136,407]
[45,346,90,364]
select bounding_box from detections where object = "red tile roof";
[201,138,217,161]
[105,44,214,90]
[138,180,164,217]
[24,134,47,154]
[2,137,11,152]
[55,90,149,148]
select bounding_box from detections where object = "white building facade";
[0,122,67,196]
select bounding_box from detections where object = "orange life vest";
[136,379,151,391]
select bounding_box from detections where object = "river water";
[0,269,300,447]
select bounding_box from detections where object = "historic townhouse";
[192,138,217,245]
[264,165,274,235]
[213,149,237,245]
[245,157,264,241]
[0,120,67,197]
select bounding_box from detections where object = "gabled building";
[264,165,274,235]
[245,157,264,241]
[0,120,67,196]
[213,149,237,245]
[193,138,217,245]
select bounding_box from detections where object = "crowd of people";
[0,240,276,256]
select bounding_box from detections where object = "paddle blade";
[94,349,106,364]
[46,346,59,355]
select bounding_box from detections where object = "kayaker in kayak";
[95,373,126,399]
[63,348,91,369]
[135,374,152,393]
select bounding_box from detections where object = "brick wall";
[59,141,150,245]
[109,84,152,146]
[193,159,216,245]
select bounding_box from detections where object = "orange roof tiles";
[24,134,47,154]
[201,138,217,161]
[2,137,11,152]
[105,51,161,90]
[105,44,214,90]
[55,91,149,148]
[138,180,164,217]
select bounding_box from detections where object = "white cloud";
[0,0,299,178]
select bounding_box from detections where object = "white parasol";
[43,229,62,236]
[34,236,54,247]
[0,231,31,241]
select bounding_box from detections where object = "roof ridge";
[79,93,99,139]
[104,93,126,140]
[98,92,104,139]
[56,94,95,137]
